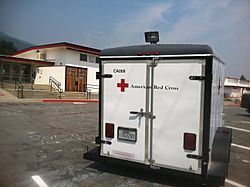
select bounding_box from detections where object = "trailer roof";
[101,44,214,57]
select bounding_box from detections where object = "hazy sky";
[0,0,249,78]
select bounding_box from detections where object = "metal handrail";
[15,80,24,98]
[31,78,35,90]
[84,84,99,99]
[49,76,63,99]
[49,76,61,87]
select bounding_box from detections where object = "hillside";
[0,30,33,50]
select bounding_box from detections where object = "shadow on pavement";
[83,148,220,187]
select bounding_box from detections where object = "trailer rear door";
[151,59,205,174]
[101,61,148,163]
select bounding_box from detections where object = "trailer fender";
[208,127,232,185]
[211,127,232,163]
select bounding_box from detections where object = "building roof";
[224,76,250,88]
[0,55,55,66]
[225,76,250,81]
[12,42,101,56]
[101,44,214,57]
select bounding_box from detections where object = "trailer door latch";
[130,109,156,119]
[186,154,208,161]
[96,72,113,79]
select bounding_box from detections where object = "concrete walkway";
[0,88,98,103]
[0,88,18,102]
[0,88,44,102]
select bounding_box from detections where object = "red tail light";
[105,123,114,138]
[183,133,196,151]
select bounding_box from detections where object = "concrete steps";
[32,84,51,90]
[24,90,60,99]
[4,88,59,99]
[61,92,98,99]
[1,83,98,100]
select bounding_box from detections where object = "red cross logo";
[117,79,129,92]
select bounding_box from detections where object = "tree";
[240,75,247,80]
[0,39,17,55]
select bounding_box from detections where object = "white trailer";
[85,44,232,185]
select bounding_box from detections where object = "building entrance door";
[66,66,87,92]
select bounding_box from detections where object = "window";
[36,50,46,60]
[2,64,10,80]
[80,53,87,61]
[96,57,100,63]
[13,65,20,81]
[89,56,95,63]
[21,64,30,82]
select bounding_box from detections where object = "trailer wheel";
[207,179,222,187]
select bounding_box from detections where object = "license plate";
[118,127,137,142]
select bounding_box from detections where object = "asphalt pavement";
[0,102,249,187]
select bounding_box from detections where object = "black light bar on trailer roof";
[144,31,159,44]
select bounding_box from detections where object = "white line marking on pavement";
[73,102,87,105]
[241,121,250,124]
[225,179,247,187]
[54,149,63,153]
[225,126,250,133]
[242,160,250,163]
[231,143,250,150]
[32,175,49,187]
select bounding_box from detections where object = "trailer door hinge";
[100,140,112,145]
[186,154,208,161]
[96,72,113,79]
[189,76,207,81]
